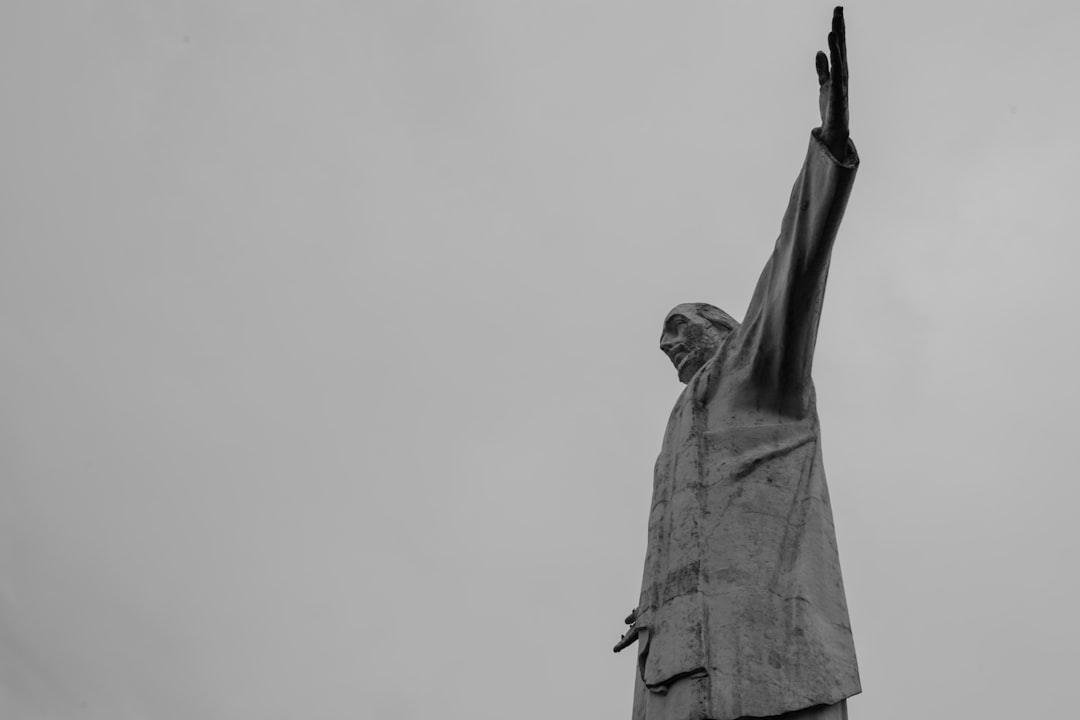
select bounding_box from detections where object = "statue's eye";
[664,316,688,336]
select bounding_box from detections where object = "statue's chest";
[652,391,707,506]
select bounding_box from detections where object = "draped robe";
[632,131,861,720]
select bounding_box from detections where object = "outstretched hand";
[612,608,640,653]
[816,7,850,159]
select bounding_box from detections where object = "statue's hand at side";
[613,608,640,653]
[816,6,850,159]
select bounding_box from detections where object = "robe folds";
[633,131,861,720]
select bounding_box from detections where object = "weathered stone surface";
[630,131,855,720]
[629,131,861,720]
[617,10,861,719]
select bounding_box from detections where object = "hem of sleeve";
[810,127,859,169]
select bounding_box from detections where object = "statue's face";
[660,304,728,384]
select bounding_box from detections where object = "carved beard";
[677,325,721,383]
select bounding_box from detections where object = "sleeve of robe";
[733,129,859,414]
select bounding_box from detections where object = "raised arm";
[736,7,858,414]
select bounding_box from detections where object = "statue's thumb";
[815,51,830,85]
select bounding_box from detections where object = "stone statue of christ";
[614,8,861,720]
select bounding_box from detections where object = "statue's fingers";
[828,31,843,91]
[815,51,830,86]
[834,7,848,81]
[613,625,640,653]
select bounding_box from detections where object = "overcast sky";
[2,2,1079,719]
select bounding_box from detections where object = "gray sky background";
[2,2,1079,718]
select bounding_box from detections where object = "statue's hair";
[694,303,739,332]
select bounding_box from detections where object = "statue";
[613,8,861,720]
